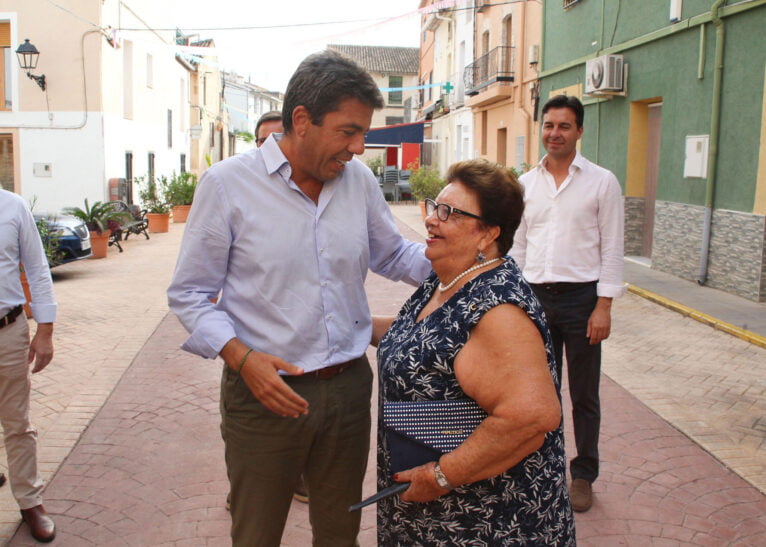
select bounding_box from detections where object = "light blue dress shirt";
[0,190,57,323]
[167,136,430,372]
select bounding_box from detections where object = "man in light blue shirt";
[0,189,57,542]
[167,51,430,546]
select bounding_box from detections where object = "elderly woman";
[372,159,575,545]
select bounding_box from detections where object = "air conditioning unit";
[585,54,624,94]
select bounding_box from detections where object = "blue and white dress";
[377,258,576,546]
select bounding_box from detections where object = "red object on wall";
[386,147,398,167]
[401,144,420,171]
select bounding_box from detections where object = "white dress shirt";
[511,151,626,299]
[167,136,431,372]
[0,189,57,322]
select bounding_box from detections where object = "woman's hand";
[394,461,451,503]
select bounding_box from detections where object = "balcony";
[464,46,515,102]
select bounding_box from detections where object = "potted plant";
[164,171,198,223]
[63,199,128,258]
[138,175,171,233]
[407,162,446,218]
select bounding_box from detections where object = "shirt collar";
[537,149,586,175]
[260,133,290,179]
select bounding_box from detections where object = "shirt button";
[326,314,333,321]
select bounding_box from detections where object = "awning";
[365,122,425,146]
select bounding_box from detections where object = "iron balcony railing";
[465,46,515,96]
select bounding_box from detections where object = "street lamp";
[15,39,46,91]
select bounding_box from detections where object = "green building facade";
[539,0,766,301]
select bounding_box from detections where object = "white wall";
[18,112,106,213]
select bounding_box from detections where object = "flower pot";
[419,200,427,220]
[147,212,170,233]
[89,230,111,259]
[172,205,192,223]
[19,270,32,319]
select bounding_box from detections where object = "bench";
[108,201,150,252]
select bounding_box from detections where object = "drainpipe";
[697,0,726,285]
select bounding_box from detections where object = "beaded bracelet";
[237,348,253,374]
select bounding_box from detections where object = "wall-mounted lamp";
[15,39,46,91]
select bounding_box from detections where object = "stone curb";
[627,284,766,349]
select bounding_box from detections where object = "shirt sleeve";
[596,173,627,298]
[166,170,237,358]
[365,180,431,286]
[19,205,57,323]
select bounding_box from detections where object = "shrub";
[164,171,198,206]
[408,163,445,201]
[137,175,171,214]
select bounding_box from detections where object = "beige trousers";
[0,316,44,509]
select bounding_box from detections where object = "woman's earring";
[476,251,486,263]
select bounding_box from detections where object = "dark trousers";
[221,355,373,547]
[530,282,601,483]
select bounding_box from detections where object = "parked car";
[33,213,92,267]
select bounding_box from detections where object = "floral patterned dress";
[377,258,576,546]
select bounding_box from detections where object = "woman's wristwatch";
[434,461,454,490]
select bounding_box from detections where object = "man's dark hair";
[281,50,384,133]
[255,111,282,138]
[542,94,584,128]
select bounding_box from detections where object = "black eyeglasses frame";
[424,198,483,222]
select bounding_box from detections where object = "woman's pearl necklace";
[438,258,502,292]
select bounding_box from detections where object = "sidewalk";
[2,205,764,545]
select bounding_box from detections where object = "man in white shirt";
[168,51,430,546]
[0,189,57,542]
[511,95,625,513]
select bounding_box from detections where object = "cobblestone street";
[1,205,764,545]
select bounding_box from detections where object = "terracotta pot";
[172,205,192,223]
[147,212,170,233]
[89,230,111,259]
[419,200,427,220]
[19,270,32,319]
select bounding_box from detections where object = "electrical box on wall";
[33,163,52,177]
[684,135,709,178]
[670,0,683,23]
[528,44,539,65]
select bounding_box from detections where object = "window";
[0,22,11,110]
[125,152,134,203]
[167,109,173,148]
[146,53,153,88]
[180,154,186,173]
[388,75,403,105]
[385,116,404,126]
[210,122,215,147]
[0,134,14,191]
[148,152,155,181]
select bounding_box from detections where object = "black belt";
[0,305,23,330]
[286,358,358,382]
[529,281,597,294]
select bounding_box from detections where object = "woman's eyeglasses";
[424,198,483,222]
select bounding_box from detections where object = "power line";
[119,16,397,32]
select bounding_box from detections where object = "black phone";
[348,482,410,511]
